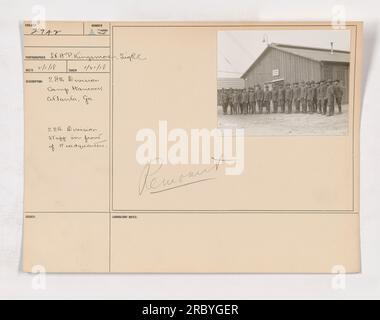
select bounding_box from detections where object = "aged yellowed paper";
[23,21,362,273]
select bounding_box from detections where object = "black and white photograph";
[2,0,380,303]
[217,29,351,135]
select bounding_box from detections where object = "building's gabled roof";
[271,43,350,63]
[241,43,350,79]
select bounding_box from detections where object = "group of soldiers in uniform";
[218,79,344,117]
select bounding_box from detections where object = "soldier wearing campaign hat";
[241,88,249,114]
[311,80,318,113]
[248,87,256,114]
[231,89,240,115]
[221,89,229,115]
[237,89,242,114]
[285,83,293,114]
[317,81,324,114]
[263,84,272,114]
[321,80,329,115]
[300,81,307,113]
[327,80,335,116]
[306,81,314,113]
[293,82,301,113]
[334,79,344,113]
[278,83,286,113]
[227,88,233,114]
[272,84,279,113]
[256,84,264,114]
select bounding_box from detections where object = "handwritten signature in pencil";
[138,157,231,195]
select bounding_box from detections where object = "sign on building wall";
[272,69,280,77]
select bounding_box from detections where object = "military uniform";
[321,81,328,115]
[306,82,314,113]
[232,91,239,114]
[248,89,256,114]
[226,90,232,114]
[311,81,318,113]
[293,83,301,113]
[285,84,293,114]
[236,90,242,114]
[221,91,229,115]
[272,86,279,113]
[256,86,264,114]
[241,90,249,114]
[300,82,307,113]
[334,81,344,113]
[278,85,285,113]
[317,82,324,114]
[263,86,272,113]
[217,90,221,107]
[327,82,335,116]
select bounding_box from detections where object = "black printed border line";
[22,23,359,215]
[109,23,359,214]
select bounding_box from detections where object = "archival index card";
[23,21,362,273]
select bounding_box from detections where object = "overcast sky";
[217,29,351,78]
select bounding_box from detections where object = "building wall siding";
[243,47,349,103]
[321,62,349,103]
[244,48,322,87]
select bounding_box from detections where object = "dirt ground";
[217,104,349,136]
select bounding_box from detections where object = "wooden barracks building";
[241,43,350,103]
